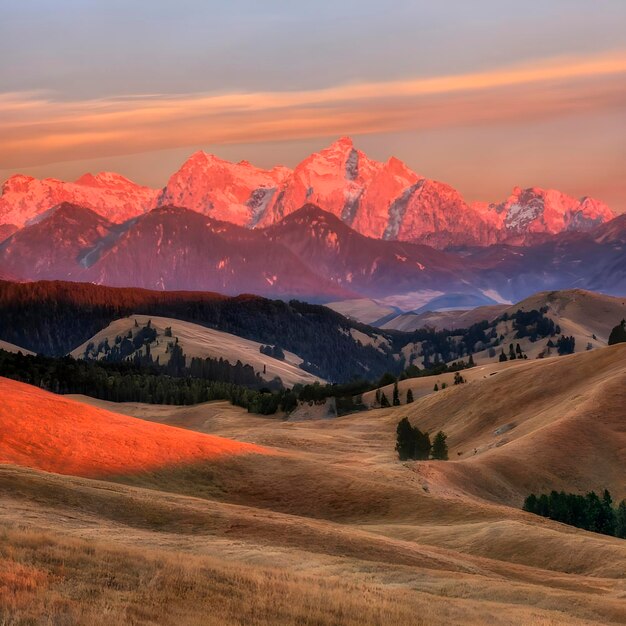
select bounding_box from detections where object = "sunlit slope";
[0,377,272,477]
[375,344,626,504]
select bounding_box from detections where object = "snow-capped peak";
[0,137,616,247]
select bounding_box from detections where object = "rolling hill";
[382,304,509,332]
[0,280,399,381]
[0,339,33,355]
[1,345,625,624]
[0,376,271,477]
[70,314,323,387]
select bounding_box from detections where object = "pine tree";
[413,427,432,460]
[616,500,626,539]
[395,417,415,461]
[499,349,507,362]
[433,383,439,391]
[406,388,414,403]
[523,493,538,514]
[392,381,400,406]
[608,319,626,345]
[468,354,475,366]
[375,388,381,405]
[431,431,448,460]
[380,392,390,408]
[599,489,616,536]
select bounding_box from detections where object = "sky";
[1,0,625,210]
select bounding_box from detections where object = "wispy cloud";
[2,51,625,168]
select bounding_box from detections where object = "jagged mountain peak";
[0,137,616,247]
[74,171,141,188]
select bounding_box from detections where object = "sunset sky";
[2,1,625,210]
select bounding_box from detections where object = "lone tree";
[380,391,391,408]
[392,381,400,406]
[406,388,414,403]
[431,431,449,460]
[608,319,626,345]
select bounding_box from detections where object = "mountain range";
[0,138,623,307]
[0,137,616,248]
[1,201,625,306]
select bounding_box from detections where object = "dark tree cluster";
[512,308,556,340]
[499,343,527,361]
[85,322,158,362]
[259,344,286,360]
[395,417,448,461]
[608,319,626,345]
[523,489,626,538]
[556,335,576,355]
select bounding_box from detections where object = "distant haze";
[1,1,625,211]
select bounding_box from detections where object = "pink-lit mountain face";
[0,172,158,228]
[0,138,614,248]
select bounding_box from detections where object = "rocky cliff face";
[0,138,615,248]
[157,151,291,226]
[0,173,158,227]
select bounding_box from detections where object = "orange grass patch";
[0,377,273,477]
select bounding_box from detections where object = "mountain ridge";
[0,138,615,247]
[1,202,624,304]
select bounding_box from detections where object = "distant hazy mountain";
[1,202,624,306]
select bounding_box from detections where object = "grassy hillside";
[0,377,271,476]
[70,314,323,386]
[1,346,624,624]
[0,280,399,382]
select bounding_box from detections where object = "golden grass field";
[1,343,625,624]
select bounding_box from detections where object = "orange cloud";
[2,51,625,169]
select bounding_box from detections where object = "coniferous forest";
[523,490,626,539]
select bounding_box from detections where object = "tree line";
[0,349,291,415]
[523,489,626,538]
